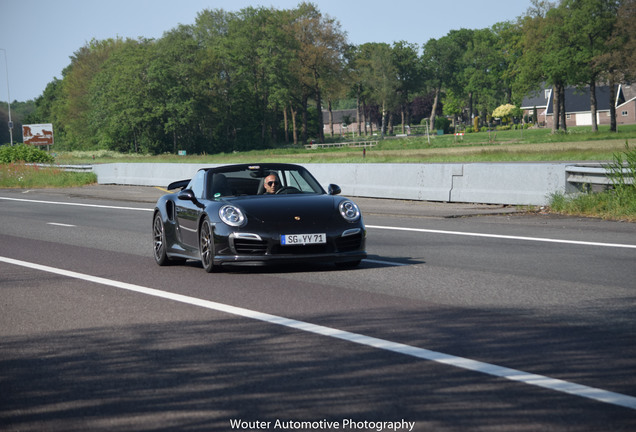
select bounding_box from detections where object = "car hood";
[227,194,339,227]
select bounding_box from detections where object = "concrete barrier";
[449,163,569,206]
[94,163,215,186]
[92,162,571,206]
[306,163,460,202]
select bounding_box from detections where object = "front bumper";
[214,228,366,267]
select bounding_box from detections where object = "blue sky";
[1,0,530,102]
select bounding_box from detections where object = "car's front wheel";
[200,217,220,273]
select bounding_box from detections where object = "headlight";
[219,205,246,227]
[339,200,361,222]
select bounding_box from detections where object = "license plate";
[280,233,326,245]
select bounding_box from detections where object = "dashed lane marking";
[47,222,76,227]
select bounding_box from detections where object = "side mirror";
[328,184,341,195]
[178,189,196,201]
[178,189,205,208]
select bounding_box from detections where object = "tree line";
[4,0,635,153]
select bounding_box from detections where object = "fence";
[304,141,377,150]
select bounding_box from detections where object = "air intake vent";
[233,238,268,255]
[230,233,268,255]
[335,233,363,252]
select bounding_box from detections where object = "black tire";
[153,213,170,266]
[199,217,220,273]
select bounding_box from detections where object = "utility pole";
[0,48,13,146]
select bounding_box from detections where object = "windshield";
[205,165,325,199]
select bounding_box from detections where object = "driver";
[263,173,280,194]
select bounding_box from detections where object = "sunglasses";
[267,181,280,187]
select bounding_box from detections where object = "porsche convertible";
[152,163,366,272]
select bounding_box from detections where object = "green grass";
[51,140,627,165]
[52,124,636,165]
[549,189,636,222]
[0,163,97,188]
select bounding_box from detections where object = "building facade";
[521,83,636,128]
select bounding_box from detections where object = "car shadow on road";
[362,254,425,268]
[178,254,425,274]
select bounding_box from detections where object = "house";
[521,83,636,127]
[322,109,361,135]
[618,84,636,124]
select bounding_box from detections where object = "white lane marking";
[1,255,635,411]
[3,196,635,249]
[366,225,636,249]
[0,196,152,212]
[47,222,76,227]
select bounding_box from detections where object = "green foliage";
[355,42,399,136]
[434,117,451,133]
[0,144,55,163]
[23,1,635,155]
[29,4,353,153]
[605,142,636,202]
[549,188,636,222]
[492,104,517,119]
[0,163,96,188]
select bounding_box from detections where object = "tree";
[594,0,636,131]
[89,38,157,152]
[288,2,347,143]
[370,43,399,138]
[518,1,574,133]
[31,78,62,126]
[564,0,620,132]
[347,44,373,136]
[56,38,125,149]
[421,31,464,132]
[492,103,521,124]
[149,25,202,154]
[392,41,423,134]
[192,8,241,151]
[353,43,399,138]
[468,27,511,123]
[29,0,636,154]
[226,7,285,149]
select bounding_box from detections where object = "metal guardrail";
[304,141,377,150]
[57,164,94,172]
[566,164,633,191]
[30,163,94,173]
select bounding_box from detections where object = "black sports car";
[153,163,366,272]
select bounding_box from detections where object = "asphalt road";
[1,186,635,432]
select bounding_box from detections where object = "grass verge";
[549,190,636,222]
[548,143,636,222]
[0,163,97,188]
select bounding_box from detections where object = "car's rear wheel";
[153,213,170,266]
[200,217,220,273]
